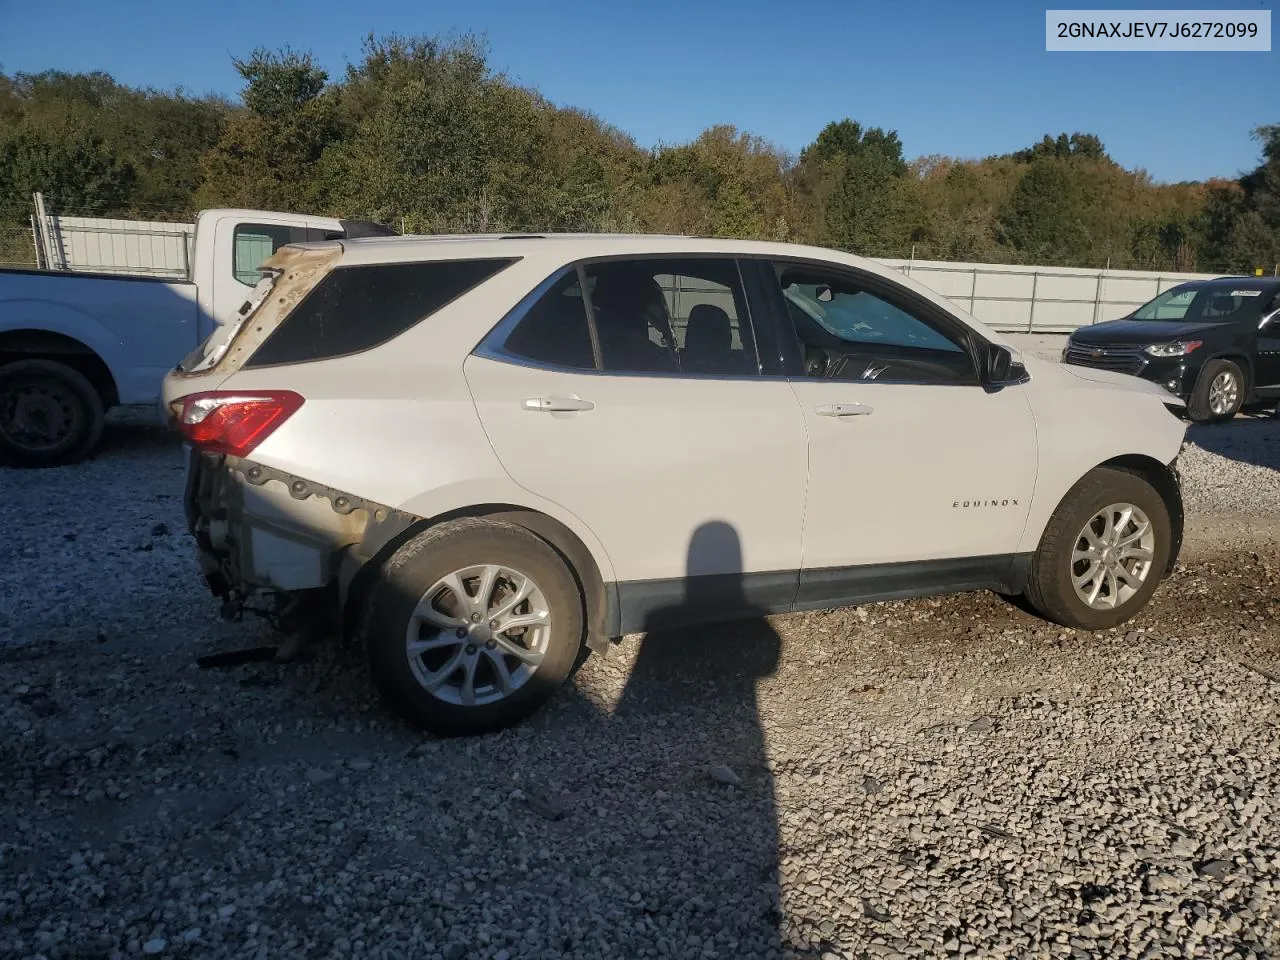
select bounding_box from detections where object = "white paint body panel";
[195,209,343,330]
[464,355,808,581]
[0,272,198,404]
[1015,356,1185,554]
[788,379,1038,567]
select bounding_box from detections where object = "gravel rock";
[1194,858,1232,880]
[708,763,743,786]
[1,417,1279,959]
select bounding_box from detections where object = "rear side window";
[245,259,516,368]
[502,271,595,369]
[494,257,759,376]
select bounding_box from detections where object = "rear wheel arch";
[0,329,119,408]
[343,503,613,650]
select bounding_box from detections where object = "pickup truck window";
[233,223,310,285]
[244,258,518,368]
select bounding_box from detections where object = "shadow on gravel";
[1186,417,1280,472]
[604,521,784,956]
[96,410,179,459]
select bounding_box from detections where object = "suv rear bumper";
[184,451,414,606]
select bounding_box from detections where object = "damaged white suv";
[164,235,1187,734]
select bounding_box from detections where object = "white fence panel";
[46,216,194,278]
[876,258,1224,333]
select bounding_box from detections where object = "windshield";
[1132,285,1262,322]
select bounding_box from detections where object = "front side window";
[232,223,310,286]
[774,263,976,384]
[497,258,759,377]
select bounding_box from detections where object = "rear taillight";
[176,391,303,457]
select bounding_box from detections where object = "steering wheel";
[804,346,829,377]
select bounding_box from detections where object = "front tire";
[362,518,585,735]
[0,359,105,467]
[1188,359,1244,423]
[1024,467,1172,630]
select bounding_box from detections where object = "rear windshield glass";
[245,258,516,367]
[1133,284,1268,323]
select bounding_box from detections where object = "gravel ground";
[1,416,1279,960]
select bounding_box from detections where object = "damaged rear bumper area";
[184,450,417,616]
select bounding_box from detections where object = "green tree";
[0,128,133,219]
[0,69,226,218]
[798,119,909,254]
[1201,124,1280,272]
[196,49,338,211]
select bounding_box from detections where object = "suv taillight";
[176,391,303,457]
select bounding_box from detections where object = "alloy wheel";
[1208,371,1239,417]
[1071,502,1156,610]
[404,564,551,706]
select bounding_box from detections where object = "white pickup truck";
[0,208,393,466]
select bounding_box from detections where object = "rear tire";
[0,359,105,467]
[1024,468,1172,630]
[362,518,585,735]
[1188,359,1244,423]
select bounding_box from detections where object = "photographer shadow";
[603,520,785,955]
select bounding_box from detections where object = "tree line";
[1,34,1277,274]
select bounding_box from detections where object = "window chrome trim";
[473,260,771,381]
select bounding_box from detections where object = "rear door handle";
[815,403,873,417]
[523,396,595,413]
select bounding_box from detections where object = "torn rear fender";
[217,244,342,374]
[192,453,419,600]
[170,245,342,386]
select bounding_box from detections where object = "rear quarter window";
[244,258,516,368]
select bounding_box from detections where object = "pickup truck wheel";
[362,518,585,736]
[1024,467,1172,631]
[1188,359,1244,423]
[0,359,105,468]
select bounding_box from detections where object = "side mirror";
[984,343,1026,386]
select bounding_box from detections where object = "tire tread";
[1024,467,1171,630]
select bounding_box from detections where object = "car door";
[465,256,809,631]
[747,258,1039,608]
[1255,293,1280,393]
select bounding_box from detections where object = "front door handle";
[815,402,873,417]
[523,396,595,413]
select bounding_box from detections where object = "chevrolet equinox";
[163,235,1188,734]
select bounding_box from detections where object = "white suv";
[163,235,1187,734]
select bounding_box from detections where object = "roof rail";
[339,219,399,239]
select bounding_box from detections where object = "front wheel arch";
[1024,465,1175,629]
[1097,454,1184,577]
[1189,354,1252,417]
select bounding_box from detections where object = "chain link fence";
[0,222,37,269]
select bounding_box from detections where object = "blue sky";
[1,0,1276,182]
